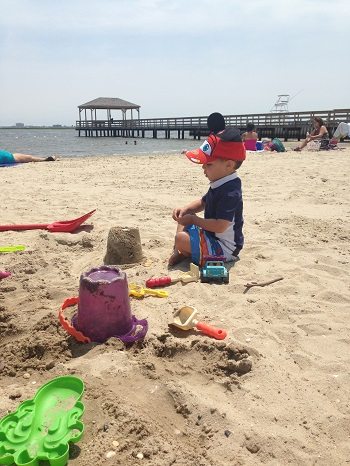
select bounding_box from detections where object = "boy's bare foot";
[168,250,187,266]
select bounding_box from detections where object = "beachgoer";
[242,122,258,151]
[169,127,246,267]
[330,121,350,145]
[0,149,57,165]
[181,112,226,155]
[207,112,226,134]
[264,137,286,152]
[294,117,329,151]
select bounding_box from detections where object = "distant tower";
[270,94,290,113]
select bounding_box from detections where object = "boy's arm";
[176,189,241,233]
[177,214,230,233]
[172,198,205,221]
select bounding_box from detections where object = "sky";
[0,0,349,125]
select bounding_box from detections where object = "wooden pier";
[76,108,350,141]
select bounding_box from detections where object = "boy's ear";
[226,159,236,169]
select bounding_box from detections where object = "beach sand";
[1,147,350,465]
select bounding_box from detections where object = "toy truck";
[200,256,229,284]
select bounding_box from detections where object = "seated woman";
[242,123,258,150]
[294,117,329,151]
[0,149,57,165]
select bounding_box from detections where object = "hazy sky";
[1,0,349,125]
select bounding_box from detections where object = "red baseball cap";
[185,128,246,164]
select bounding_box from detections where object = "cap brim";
[185,149,209,164]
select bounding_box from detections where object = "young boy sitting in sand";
[169,127,246,266]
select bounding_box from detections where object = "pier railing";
[75,108,350,139]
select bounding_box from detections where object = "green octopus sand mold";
[0,376,85,466]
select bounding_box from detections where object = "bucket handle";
[115,316,148,343]
[59,297,91,343]
[59,297,147,344]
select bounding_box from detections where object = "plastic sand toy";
[0,245,26,253]
[0,210,95,234]
[59,265,148,344]
[0,271,11,280]
[128,283,168,299]
[171,306,227,340]
[146,263,199,288]
[0,375,85,466]
[201,258,229,284]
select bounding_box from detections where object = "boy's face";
[202,158,236,182]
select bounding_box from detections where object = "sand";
[0,146,350,465]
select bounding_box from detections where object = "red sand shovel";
[0,210,96,233]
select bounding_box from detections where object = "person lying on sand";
[169,127,245,267]
[0,149,58,164]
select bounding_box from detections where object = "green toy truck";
[200,256,229,284]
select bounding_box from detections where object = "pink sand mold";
[0,271,11,280]
[0,375,85,466]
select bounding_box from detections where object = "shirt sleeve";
[215,189,242,222]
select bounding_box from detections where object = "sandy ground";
[0,145,350,466]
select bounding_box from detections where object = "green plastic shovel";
[0,245,26,253]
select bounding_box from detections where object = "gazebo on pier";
[76,97,141,137]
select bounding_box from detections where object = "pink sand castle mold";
[0,271,11,280]
[60,265,148,344]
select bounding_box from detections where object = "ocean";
[0,128,200,158]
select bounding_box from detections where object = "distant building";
[15,122,25,128]
[52,124,62,128]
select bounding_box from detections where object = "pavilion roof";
[78,97,140,110]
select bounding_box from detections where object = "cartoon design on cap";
[184,128,246,164]
[200,140,212,156]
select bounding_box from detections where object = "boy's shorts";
[185,224,241,266]
[0,150,15,165]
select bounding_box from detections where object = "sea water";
[0,128,200,158]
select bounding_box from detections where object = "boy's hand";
[176,214,196,226]
[172,207,188,221]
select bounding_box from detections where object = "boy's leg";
[168,225,191,266]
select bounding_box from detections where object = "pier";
[76,99,350,141]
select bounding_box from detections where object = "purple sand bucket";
[72,265,148,343]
